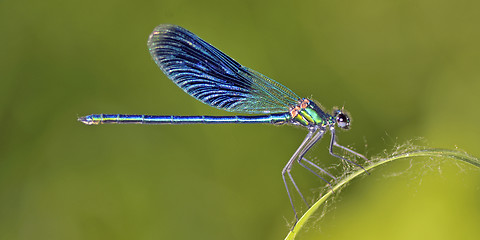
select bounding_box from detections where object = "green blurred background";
[1,0,479,239]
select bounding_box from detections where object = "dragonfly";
[78,24,369,223]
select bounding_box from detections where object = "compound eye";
[336,113,350,129]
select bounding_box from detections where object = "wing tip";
[148,24,185,43]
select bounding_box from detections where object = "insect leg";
[328,128,369,173]
[282,129,316,222]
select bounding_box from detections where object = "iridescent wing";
[147,24,300,114]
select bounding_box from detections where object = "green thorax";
[290,99,334,127]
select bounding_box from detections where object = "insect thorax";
[289,99,332,127]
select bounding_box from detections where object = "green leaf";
[284,148,480,240]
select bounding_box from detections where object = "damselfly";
[79,24,368,223]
